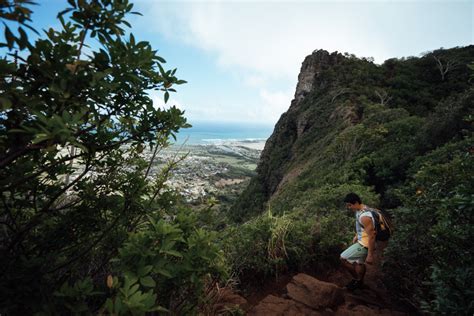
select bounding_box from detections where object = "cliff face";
[258,50,344,195]
[229,46,474,222]
[230,49,364,220]
[294,50,343,102]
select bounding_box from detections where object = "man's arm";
[360,216,376,264]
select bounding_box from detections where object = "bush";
[383,139,473,314]
[110,210,229,314]
[0,1,229,314]
[223,207,354,287]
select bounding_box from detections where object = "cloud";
[151,88,291,125]
[139,1,471,78]
[135,0,472,124]
[139,1,393,80]
[149,90,183,111]
[244,74,267,88]
[257,89,293,122]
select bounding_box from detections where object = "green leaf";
[155,55,166,63]
[152,305,170,313]
[17,27,29,49]
[162,250,182,258]
[156,268,173,278]
[140,276,156,288]
[105,298,114,313]
[4,26,16,49]
[129,283,140,296]
[57,8,74,18]
[138,265,153,277]
[164,91,169,103]
[31,133,51,144]
[0,97,12,110]
[115,297,123,314]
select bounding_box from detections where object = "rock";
[294,50,342,102]
[287,273,345,310]
[335,303,408,316]
[336,303,382,316]
[248,295,323,316]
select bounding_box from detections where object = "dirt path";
[222,244,417,315]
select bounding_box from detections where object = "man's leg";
[340,258,358,279]
[354,263,366,281]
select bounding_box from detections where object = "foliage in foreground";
[0,1,226,314]
[383,137,473,315]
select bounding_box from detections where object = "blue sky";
[23,0,474,126]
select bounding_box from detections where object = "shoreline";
[171,139,267,151]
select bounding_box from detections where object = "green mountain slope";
[232,47,473,221]
[229,46,473,314]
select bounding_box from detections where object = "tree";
[0,0,193,313]
[374,88,392,106]
[433,55,457,81]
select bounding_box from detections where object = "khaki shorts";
[340,242,368,264]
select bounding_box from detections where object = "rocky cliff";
[227,46,473,314]
[229,46,473,222]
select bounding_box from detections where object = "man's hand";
[352,235,358,244]
[365,254,374,265]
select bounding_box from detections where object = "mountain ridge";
[231,45,473,221]
[228,45,473,314]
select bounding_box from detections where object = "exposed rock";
[336,302,407,316]
[247,295,322,316]
[230,50,348,218]
[294,50,343,102]
[287,273,345,310]
[246,273,409,316]
[296,110,310,138]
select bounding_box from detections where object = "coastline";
[171,139,267,151]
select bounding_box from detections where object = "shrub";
[383,138,473,314]
[223,207,354,287]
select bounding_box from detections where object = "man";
[340,192,376,291]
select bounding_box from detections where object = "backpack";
[361,208,393,241]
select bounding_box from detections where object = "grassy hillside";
[228,46,473,314]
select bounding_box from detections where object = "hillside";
[229,46,473,314]
[2,1,471,314]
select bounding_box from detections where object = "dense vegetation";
[0,1,227,314]
[1,1,472,315]
[230,48,473,313]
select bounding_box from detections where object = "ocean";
[173,120,274,145]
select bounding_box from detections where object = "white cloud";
[257,89,293,122]
[149,90,183,111]
[140,1,392,81]
[243,74,267,88]
[135,0,472,124]
[139,1,471,79]
[154,89,291,124]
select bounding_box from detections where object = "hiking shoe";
[344,279,363,291]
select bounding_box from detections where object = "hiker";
[340,192,377,291]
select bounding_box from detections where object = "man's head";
[343,193,363,211]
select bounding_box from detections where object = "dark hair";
[343,193,362,204]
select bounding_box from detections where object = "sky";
[25,0,474,126]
